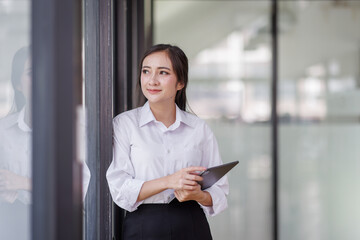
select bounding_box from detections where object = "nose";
[148,73,159,86]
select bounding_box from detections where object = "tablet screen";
[198,161,239,190]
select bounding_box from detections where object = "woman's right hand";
[166,166,206,191]
[0,169,31,192]
[137,166,207,202]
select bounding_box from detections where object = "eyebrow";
[142,66,171,71]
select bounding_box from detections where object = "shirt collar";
[175,104,195,128]
[18,107,32,132]
[139,101,195,129]
[139,102,156,127]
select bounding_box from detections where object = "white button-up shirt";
[0,108,32,204]
[106,102,229,216]
[0,107,91,203]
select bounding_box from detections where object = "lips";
[147,89,161,94]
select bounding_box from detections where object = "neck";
[149,102,176,128]
[24,104,32,128]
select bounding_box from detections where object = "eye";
[160,71,169,75]
[142,69,149,74]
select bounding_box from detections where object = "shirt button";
[167,149,170,154]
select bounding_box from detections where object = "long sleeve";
[198,125,229,216]
[82,161,91,201]
[106,117,145,212]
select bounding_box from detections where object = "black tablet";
[198,161,239,190]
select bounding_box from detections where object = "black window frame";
[32,0,83,239]
[83,0,114,239]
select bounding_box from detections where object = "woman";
[0,46,32,240]
[106,44,229,240]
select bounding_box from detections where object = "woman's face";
[18,58,32,104]
[141,51,183,106]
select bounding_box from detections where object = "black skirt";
[123,199,213,240]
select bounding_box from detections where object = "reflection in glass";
[154,1,272,239]
[0,48,32,238]
[279,1,360,240]
[0,1,31,239]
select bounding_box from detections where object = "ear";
[176,82,184,91]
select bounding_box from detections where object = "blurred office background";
[153,1,360,240]
[1,0,360,239]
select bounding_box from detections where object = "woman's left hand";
[174,183,203,202]
[174,184,213,207]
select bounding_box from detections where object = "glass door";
[278,1,360,240]
[0,1,32,239]
[154,1,273,239]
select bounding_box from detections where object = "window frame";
[32,0,83,239]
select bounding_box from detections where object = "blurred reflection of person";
[0,47,31,239]
[0,47,91,239]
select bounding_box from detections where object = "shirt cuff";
[17,190,31,205]
[118,178,145,212]
[198,185,228,217]
[0,191,18,203]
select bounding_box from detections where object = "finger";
[183,166,206,173]
[183,185,198,191]
[186,174,203,182]
[185,182,202,191]
[183,179,200,186]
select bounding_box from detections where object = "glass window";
[279,1,360,240]
[0,1,32,239]
[154,1,272,239]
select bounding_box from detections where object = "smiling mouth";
[147,89,161,94]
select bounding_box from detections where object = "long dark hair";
[10,46,29,113]
[138,44,189,111]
